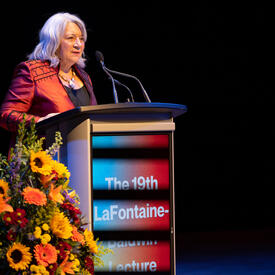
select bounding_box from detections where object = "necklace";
[59,70,77,89]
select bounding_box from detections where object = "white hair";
[28,12,87,68]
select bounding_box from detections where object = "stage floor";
[176,229,275,274]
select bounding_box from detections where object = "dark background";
[0,1,274,238]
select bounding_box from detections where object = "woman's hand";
[38,113,59,122]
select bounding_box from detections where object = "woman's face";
[58,22,85,69]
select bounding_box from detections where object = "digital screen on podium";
[96,240,170,272]
[93,159,169,190]
[92,134,173,274]
[93,200,170,231]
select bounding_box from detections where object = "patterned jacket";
[0,60,97,132]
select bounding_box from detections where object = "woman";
[0,12,97,133]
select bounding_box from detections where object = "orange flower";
[60,255,74,275]
[40,174,55,188]
[71,226,85,245]
[22,187,47,206]
[49,184,64,204]
[34,243,57,267]
[0,196,13,213]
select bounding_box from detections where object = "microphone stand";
[101,65,119,104]
[105,67,151,103]
[113,79,135,102]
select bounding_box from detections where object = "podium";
[37,102,187,274]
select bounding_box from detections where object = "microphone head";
[95,50,104,64]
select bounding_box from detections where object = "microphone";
[95,51,119,103]
[112,78,135,102]
[95,51,151,103]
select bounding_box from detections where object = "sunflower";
[84,229,98,254]
[30,150,53,176]
[52,160,70,186]
[22,187,47,206]
[34,243,57,267]
[50,211,72,239]
[6,242,32,271]
[0,179,9,198]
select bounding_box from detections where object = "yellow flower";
[34,227,42,239]
[6,242,32,271]
[30,264,40,272]
[0,179,9,198]
[72,257,80,272]
[31,264,49,275]
[74,258,80,266]
[41,234,51,245]
[84,229,98,254]
[42,223,49,231]
[30,150,53,176]
[50,211,72,239]
[68,190,80,204]
[52,160,70,186]
[30,264,38,270]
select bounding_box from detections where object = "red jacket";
[0,60,97,132]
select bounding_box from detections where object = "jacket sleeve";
[0,62,40,132]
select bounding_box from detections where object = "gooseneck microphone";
[112,78,135,102]
[95,51,119,103]
[95,51,151,103]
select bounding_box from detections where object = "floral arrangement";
[0,119,111,274]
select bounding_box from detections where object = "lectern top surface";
[37,102,187,129]
[79,102,187,116]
